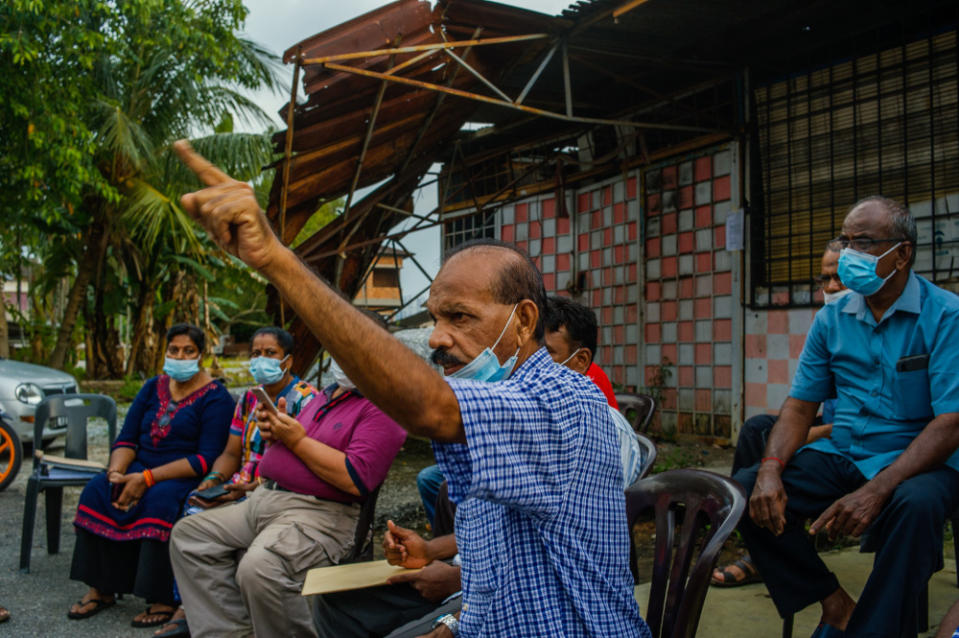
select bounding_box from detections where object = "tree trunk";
[0,299,9,358]
[125,283,155,377]
[48,223,106,369]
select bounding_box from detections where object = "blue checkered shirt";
[434,348,648,637]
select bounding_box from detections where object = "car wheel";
[0,418,23,491]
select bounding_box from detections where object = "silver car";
[0,358,79,443]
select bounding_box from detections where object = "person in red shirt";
[543,295,619,409]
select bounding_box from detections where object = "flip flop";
[710,557,763,587]
[132,607,176,628]
[810,622,845,638]
[0,605,9,623]
[154,618,191,637]
[67,596,116,619]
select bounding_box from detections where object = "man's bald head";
[444,239,547,341]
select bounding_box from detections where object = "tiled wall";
[641,146,740,438]
[744,307,818,420]
[497,172,643,389]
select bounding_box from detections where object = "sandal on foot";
[67,596,116,620]
[0,606,9,623]
[810,622,845,638]
[710,557,762,587]
[132,607,175,628]
[154,618,190,637]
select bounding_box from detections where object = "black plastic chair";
[339,485,381,564]
[617,393,657,434]
[635,432,658,481]
[19,393,116,573]
[626,469,746,638]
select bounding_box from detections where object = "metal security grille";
[443,211,496,252]
[752,28,959,306]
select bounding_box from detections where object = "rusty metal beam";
[393,237,435,284]
[278,48,303,326]
[612,0,651,20]
[301,33,550,65]
[516,40,559,105]
[442,48,511,103]
[375,201,435,225]
[322,61,718,133]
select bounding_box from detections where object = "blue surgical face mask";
[164,357,200,383]
[837,242,901,297]
[248,355,289,385]
[448,304,520,383]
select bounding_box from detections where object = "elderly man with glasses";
[734,196,959,638]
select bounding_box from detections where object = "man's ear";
[570,348,593,375]
[514,299,539,347]
[895,243,913,271]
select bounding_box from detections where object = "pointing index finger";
[174,139,231,186]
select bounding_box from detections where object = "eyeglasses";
[814,273,842,286]
[834,236,905,252]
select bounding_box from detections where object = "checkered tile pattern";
[498,174,642,390]
[642,149,736,438]
[744,304,818,420]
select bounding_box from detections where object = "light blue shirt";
[790,272,959,478]
[434,348,647,638]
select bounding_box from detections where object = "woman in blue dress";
[66,323,234,627]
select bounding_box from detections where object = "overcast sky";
[239,0,572,316]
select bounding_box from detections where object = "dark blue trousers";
[734,449,959,638]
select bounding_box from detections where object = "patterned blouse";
[227,377,318,483]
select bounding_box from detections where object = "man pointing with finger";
[735,196,959,638]
[170,141,647,638]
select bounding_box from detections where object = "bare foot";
[820,586,856,631]
[154,606,187,635]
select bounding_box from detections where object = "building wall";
[442,141,824,441]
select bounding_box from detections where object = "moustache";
[430,348,464,368]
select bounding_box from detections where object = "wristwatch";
[431,613,459,636]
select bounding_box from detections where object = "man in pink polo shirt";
[170,357,406,638]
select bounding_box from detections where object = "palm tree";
[47,2,283,377]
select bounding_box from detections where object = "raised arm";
[174,141,463,442]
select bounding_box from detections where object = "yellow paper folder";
[301,560,420,596]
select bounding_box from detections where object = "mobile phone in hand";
[110,481,123,502]
[251,387,278,415]
[195,484,230,501]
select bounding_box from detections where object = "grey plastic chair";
[635,432,657,480]
[617,393,657,434]
[626,469,746,638]
[19,393,116,573]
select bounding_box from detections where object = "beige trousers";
[170,487,359,638]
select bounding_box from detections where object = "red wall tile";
[556,253,570,272]
[678,321,694,342]
[627,264,637,282]
[745,382,767,408]
[696,252,712,272]
[694,156,712,182]
[578,193,590,213]
[614,245,625,263]
[542,198,555,218]
[627,177,637,199]
[645,323,661,343]
[714,319,732,341]
[714,366,732,388]
[529,222,541,239]
[661,343,677,363]
[745,334,766,358]
[604,228,613,245]
[662,213,677,234]
[695,389,712,411]
[695,343,712,364]
[714,225,726,249]
[646,281,661,301]
[768,359,789,384]
[627,304,638,323]
[695,205,712,228]
[646,238,661,258]
[516,203,528,223]
[790,333,807,359]
[603,186,612,206]
[579,234,589,251]
[543,273,555,291]
[614,202,625,224]
[647,193,661,214]
[678,231,695,253]
[628,222,638,241]
[557,217,570,234]
[542,236,555,254]
[624,345,637,364]
[662,300,677,321]
[590,251,602,268]
[694,298,712,318]
[679,186,694,209]
[713,175,731,202]
[767,311,789,334]
[591,211,603,230]
[662,166,678,188]
[679,365,694,386]
[501,225,514,243]
[714,272,732,295]
[662,256,677,278]
[680,277,694,297]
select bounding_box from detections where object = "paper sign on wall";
[726,209,744,251]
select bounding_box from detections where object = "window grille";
[752,28,959,306]
[443,210,497,253]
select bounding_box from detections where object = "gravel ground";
[0,405,435,637]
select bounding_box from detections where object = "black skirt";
[69,527,176,605]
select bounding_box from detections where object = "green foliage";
[0,0,285,376]
[291,199,345,248]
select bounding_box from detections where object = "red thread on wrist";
[761,456,786,470]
